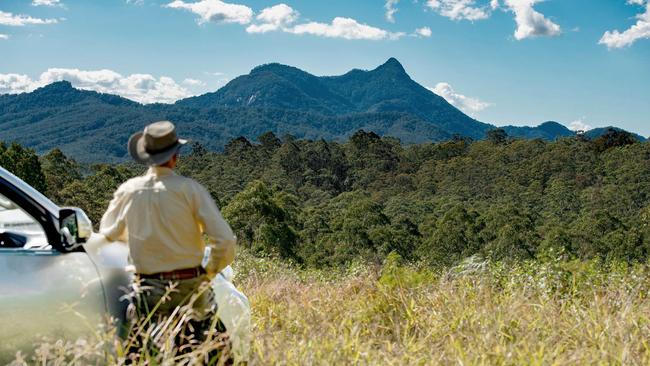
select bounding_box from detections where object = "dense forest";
[2,127,648,268]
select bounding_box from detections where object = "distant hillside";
[0,59,643,162]
[503,121,575,140]
[585,127,646,142]
[0,81,453,162]
[179,58,493,139]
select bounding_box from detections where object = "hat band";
[145,140,179,155]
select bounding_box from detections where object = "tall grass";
[10,252,650,365]
[242,253,650,365]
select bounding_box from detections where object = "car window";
[0,193,49,250]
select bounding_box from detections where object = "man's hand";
[203,265,218,279]
[202,245,233,279]
[202,239,236,279]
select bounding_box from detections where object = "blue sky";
[0,0,649,136]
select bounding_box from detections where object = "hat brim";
[128,132,187,166]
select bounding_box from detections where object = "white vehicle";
[0,166,250,363]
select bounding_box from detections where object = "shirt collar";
[147,166,175,177]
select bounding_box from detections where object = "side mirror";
[59,207,93,250]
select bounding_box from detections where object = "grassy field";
[9,252,650,365]
[241,254,650,365]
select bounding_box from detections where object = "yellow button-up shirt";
[99,166,236,275]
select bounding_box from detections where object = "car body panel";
[213,267,252,361]
[0,249,105,364]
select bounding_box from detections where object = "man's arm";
[193,182,237,276]
[99,187,128,242]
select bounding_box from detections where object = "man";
[99,120,236,355]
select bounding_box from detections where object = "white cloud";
[290,17,404,40]
[426,0,492,21]
[183,78,206,86]
[0,69,194,104]
[413,26,432,37]
[167,2,414,41]
[425,0,560,40]
[32,0,63,7]
[0,10,59,26]
[246,5,402,41]
[385,0,400,23]
[502,0,561,40]
[0,34,8,40]
[0,74,36,94]
[166,2,420,41]
[255,4,298,25]
[430,82,492,115]
[569,119,593,132]
[599,0,650,48]
[246,3,298,33]
[165,0,253,25]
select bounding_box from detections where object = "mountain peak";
[537,121,574,136]
[30,80,80,99]
[25,80,136,107]
[538,121,568,130]
[37,80,74,92]
[251,62,283,71]
[250,62,301,75]
[375,58,406,74]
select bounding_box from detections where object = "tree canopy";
[3,130,650,269]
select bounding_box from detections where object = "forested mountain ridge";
[586,127,646,142]
[503,121,575,140]
[178,58,492,139]
[0,59,644,162]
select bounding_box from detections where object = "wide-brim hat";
[128,120,187,166]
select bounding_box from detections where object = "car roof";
[0,166,60,218]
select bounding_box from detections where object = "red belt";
[137,266,206,281]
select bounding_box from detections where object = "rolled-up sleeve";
[100,186,129,242]
[193,182,236,275]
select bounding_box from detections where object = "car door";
[0,175,106,364]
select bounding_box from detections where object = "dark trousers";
[124,275,232,364]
